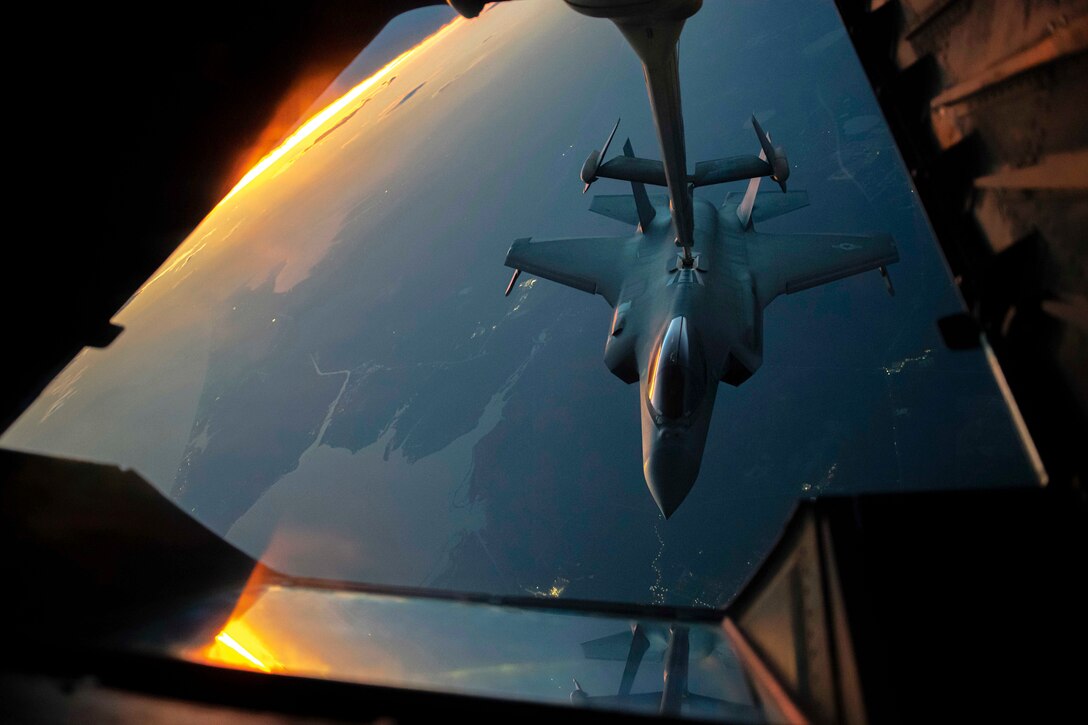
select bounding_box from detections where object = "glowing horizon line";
[218,17,463,206]
[215,631,271,672]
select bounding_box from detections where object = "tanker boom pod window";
[649,317,705,420]
[0,0,1047,688]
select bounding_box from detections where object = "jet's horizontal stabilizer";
[723,190,809,223]
[504,235,626,306]
[589,195,643,226]
[692,155,773,187]
[589,193,666,228]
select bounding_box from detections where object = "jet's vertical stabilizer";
[623,138,657,230]
[735,146,766,229]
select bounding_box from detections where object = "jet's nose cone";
[644,440,700,519]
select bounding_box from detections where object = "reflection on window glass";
[1,0,1037,610]
[177,579,762,721]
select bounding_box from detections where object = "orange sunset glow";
[209,627,275,673]
[199,564,284,673]
[218,16,465,207]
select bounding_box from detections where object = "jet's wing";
[577,691,755,716]
[748,231,898,308]
[580,692,666,707]
[504,236,628,307]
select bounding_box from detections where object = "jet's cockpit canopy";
[648,316,707,421]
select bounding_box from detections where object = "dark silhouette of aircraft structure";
[570,622,759,719]
[504,0,899,517]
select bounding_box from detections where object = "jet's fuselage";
[602,196,760,516]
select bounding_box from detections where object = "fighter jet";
[503,124,899,517]
[569,622,758,719]
[502,0,899,517]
